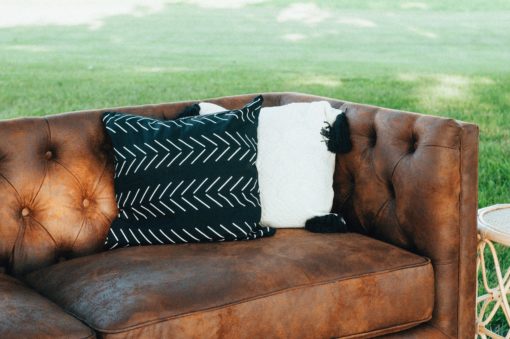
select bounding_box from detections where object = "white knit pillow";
[199,101,340,228]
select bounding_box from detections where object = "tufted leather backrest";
[0,92,478,337]
[280,92,479,338]
[0,94,282,276]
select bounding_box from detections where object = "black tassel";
[321,111,352,153]
[178,103,200,118]
[305,213,348,233]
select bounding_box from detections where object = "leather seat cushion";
[0,274,94,339]
[25,230,434,338]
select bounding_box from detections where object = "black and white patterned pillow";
[103,96,275,249]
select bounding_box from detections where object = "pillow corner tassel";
[320,111,352,154]
[178,103,201,118]
[304,213,349,234]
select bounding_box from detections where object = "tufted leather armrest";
[279,93,479,339]
[0,273,94,338]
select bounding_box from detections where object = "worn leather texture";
[380,324,450,338]
[0,93,281,277]
[0,273,94,339]
[0,92,478,338]
[25,230,433,338]
[280,93,479,338]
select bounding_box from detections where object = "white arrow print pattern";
[104,96,274,248]
[106,221,273,249]
[115,176,259,220]
[106,131,257,178]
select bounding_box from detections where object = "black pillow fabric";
[102,96,275,249]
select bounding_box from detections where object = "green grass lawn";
[1,0,509,334]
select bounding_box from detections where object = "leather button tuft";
[45,151,52,160]
[369,130,377,147]
[21,208,30,217]
[82,199,90,208]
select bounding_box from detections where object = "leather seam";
[98,210,114,226]
[429,324,454,339]
[365,137,389,188]
[338,315,433,338]
[390,152,407,181]
[433,260,458,266]
[70,160,113,251]
[0,173,22,201]
[44,117,52,143]
[90,160,108,198]
[30,216,58,248]
[421,144,458,150]
[84,259,432,334]
[30,118,52,206]
[44,117,84,192]
[53,159,84,192]
[373,199,408,245]
[11,218,27,272]
[80,331,96,339]
[70,218,87,252]
[345,141,458,151]
[429,130,461,339]
[337,190,353,210]
[456,128,463,338]
[31,161,48,207]
[374,198,391,225]
[0,173,23,270]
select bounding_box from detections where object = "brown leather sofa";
[0,93,478,338]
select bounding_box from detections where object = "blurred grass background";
[0,0,509,334]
